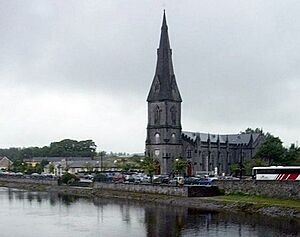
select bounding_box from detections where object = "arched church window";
[187,149,192,158]
[170,106,176,125]
[154,106,161,124]
[171,133,176,140]
[155,133,160,143]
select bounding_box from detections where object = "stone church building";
[145,12,264,176]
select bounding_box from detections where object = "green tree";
[11,159,26,172]
[230,164,239,176]
[172,158,187,176]
[141,157,160,183]
[244,158,269,175]
[60,173,79,185]
[241,128,263,134]
[255,133,286,164]
[48,163,55,174]
[120,163,132,172]
[284,144,300,165]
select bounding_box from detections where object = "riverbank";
[1,180,299,219]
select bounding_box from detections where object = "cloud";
[0,0,299,151]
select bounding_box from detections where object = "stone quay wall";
[214,180,300,200]
[94,182,220,197]
[0,177,220,197]
[0,177,57,186]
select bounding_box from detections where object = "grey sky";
[0,0,299,152]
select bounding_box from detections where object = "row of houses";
[24,157,104,175]
[0,156,105,175]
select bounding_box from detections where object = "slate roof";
[182,131,261,145]
[47,160,99,168]
[24,157,93,162]
[64,160,99,168]
[147,11,182,102]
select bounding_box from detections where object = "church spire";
[147,11,182,102]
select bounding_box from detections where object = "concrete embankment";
[1,178,300,219]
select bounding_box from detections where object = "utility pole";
[99,151,105,172]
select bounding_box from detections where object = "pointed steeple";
[147,11,182,102]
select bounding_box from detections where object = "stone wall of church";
[182,139,259,176]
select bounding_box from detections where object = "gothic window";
[187,149,192,158]
[170,106,176,125]
[154,106,161,124]
[155,133,160,143]
[171,133,176,141]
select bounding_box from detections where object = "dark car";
[184,177,212,185]
[153,175,169,184]
[184,177,200,185]
[198,178,212,185]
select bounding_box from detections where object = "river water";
[0,187,299,237]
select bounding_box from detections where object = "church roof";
[147,11,182,102]
[182,131,261,145]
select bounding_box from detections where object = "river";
[0,187,299,237]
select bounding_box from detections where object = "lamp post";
[239,151,244,180]
[114,160,117,171]
[99,151,105,172]
[96,161,99,172]
[57,162,62,177]
[140,159,144,172]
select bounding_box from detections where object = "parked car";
[169,176,184,186]
[198,178,213,185]
[153,175,169,184]
[113,173,125,183]
[94,173,112,183]
[184,177,200,185]
[124,175,135,183]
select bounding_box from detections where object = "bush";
[60,173,79,185]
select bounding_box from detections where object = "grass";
[209,194,300,211]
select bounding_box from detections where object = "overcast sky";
[0,0,299,153]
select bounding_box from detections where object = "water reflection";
[0,187,299,237]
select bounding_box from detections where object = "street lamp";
[57,162,62,177]
[96,161,100,172]
[99,151,105,172]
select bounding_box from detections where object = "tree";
[241,128,263,134]
[43,139,96,158]
[230,164,239,177]
[172,158,187,176]
[48,163,55,174]
[60,173,79,185]
[255,133,286,164]
[141,157,160,183]
[11,159,26,173]
[284,144,300,165]
[244,158,269,176]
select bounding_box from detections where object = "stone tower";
[146,11,183,175]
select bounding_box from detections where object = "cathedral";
[145,12,264,176]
